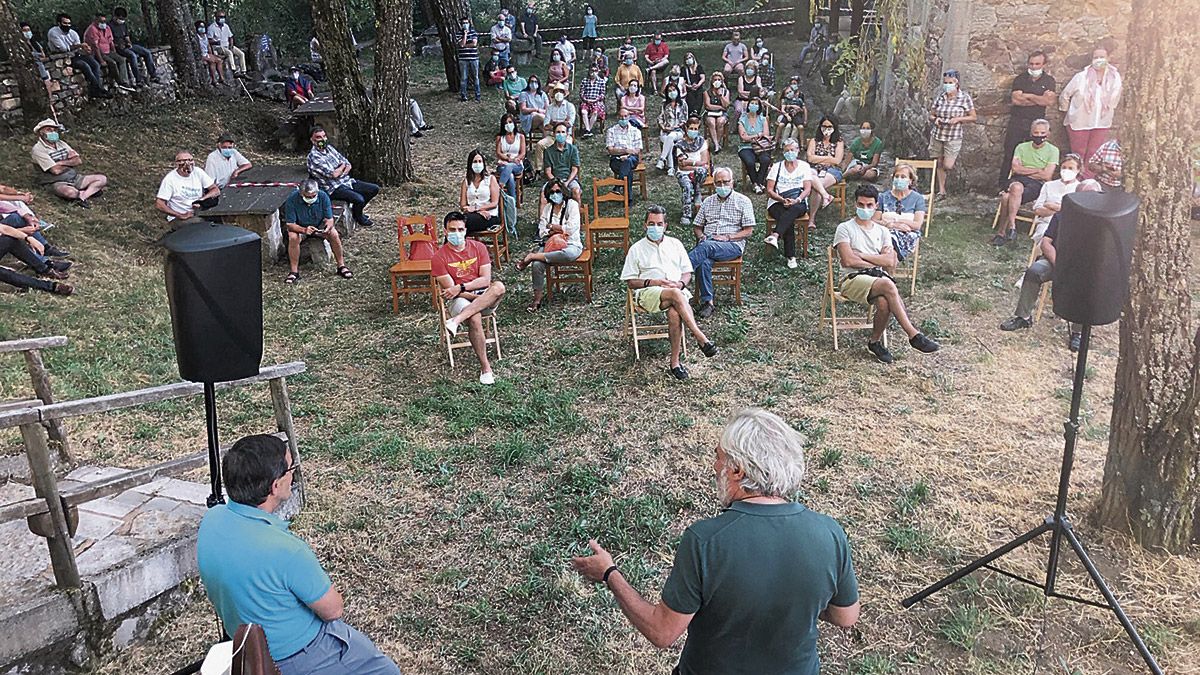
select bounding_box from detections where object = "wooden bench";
[0,336,71,463]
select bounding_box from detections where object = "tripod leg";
[901,519,1054,608]
[1061,527,1164,675]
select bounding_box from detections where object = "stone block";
[154,478,209,506]
[75,536,137,576]
[71,511,124,545]
[0,587,80,667]
[93,536,197,620]
[66,465,127,483]
[127,509,193,540]
[138,496,178,514]
[79,497,138,520]
[111,489,150,509]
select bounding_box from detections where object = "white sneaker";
[667,167,676,177]
[655,159,666,171]
[479,371,496,385]
[681,214,691,226]
[765,235,779,250]
[787,258,799,269]
[444,319,459,336]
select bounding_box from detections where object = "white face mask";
[1060,168,1078,182]
[629,85,638,94]
[859,128,871,137]
[1028,68,1043,78]
[1092,57,1107,69]
[471,162,484,174]
[554,92,564,102]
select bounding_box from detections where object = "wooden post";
[269,377,304,519]
[23,348,72,464]
[21,422,81,589]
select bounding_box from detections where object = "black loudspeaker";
[1051,191,1140,326]
[162,222,264,383]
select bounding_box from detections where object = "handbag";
[544,233,568,252]
[199,623,278,675]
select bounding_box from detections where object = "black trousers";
[768,200,809,258]
[0,235,54,292]
[464,211,500,233]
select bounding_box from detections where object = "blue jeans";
[458,58,480,99]
[330,180,380,223]
[688,239,743,303]
[275,620,400,675]
[117,44,157,81]
[609,155,639,196]
[1,213,48,266]
[497,161,523,198]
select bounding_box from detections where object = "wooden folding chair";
[633,125,649,199]
[546,220,594,303]
[765,206,812,258]
[819,246,886,351]
[588,176,632,252]
[829,181,847,219]
[389,215,438,313]
[469,204,511,264]
[438,297,502,368]
[890,157,938,295]
[626,287,687,360]
[991,170,1037,236]
[711,257,743,305]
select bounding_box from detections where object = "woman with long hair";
[459,149,501,233]
[516,178,583,312]
[494,113,526,199]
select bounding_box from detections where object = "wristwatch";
[459,283,466,293]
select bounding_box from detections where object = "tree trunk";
[850,0,865,36]
[156,0,204,90]
[794,0,813,39]
[0,0,52,124]
[311,0,413,184]
[423,0,468,93]
[828,0,842,38]
[140,0,157,45]
[1097,0,1200,552]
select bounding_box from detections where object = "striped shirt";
[693,190,755,252]
[306,144,353,191]
[580,76,607,103]
[455,27,479,60]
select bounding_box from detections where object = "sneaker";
[43,245,70,258]
[358,215,374,228]
[479,371,496,385]
[669,365,690,380]
[752,184,764,194]
[1068,332,1082,352]
[764,235,779,250]
[49,260,72,273]
[680,214,691,226]
[999,316,1032,331]
[700,341,718,358]
[655,159,666,171]
[909,333,941,353]
[787,257,798,269]
[697,302,715,319]
[667,167,676,177]
[420,124,433,131]
[412,131,423,138]
[989,234,1007,246]
[867,340,894,364]
[39,267,68,280]
[444,319,460,337]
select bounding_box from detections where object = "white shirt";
[765,160,814,209]
[207,22,234,48]
[204,149,251,188]
[309,37,321,61]
[832,218,891,270]
[557,39,575,64]
[464,177,496,217]
[46,26,80,54]
[537,200,581,247]
[620,235,693,282]
[156,168,215,220]
[1060,67,1122,131]
[1031,178,1079,239]
[490,24,512,52]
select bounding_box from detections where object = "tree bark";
[311,0,413,184]
[155,0,204,90]
[850,0,865,37]
[140,0,157,45]
[423,0,468,93]
[1097,0,1200,552]
[0,0,52,124]
[828,0,842,38]
[794,0,813,39]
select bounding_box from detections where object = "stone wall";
[0,47,179,132]
[876,0,1130,191]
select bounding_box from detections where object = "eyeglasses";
[175,159,194,165]
[819,125,834,130]
[279,460,300,481]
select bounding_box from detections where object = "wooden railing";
[0,336,71,463]
[0,361,307,589]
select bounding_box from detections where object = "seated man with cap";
[30,118,108,208]
[282,179,352,284]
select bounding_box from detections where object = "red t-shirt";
[431,239,491,284]
[645,41,669,63]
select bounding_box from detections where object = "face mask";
[509,72,519,80]
[756,40,763,47]
[98,22,107,30]
[783,150,798,162]
[1060,168,1078,182]
[686,58,694,65]
[586,8,592,14]
[646,224,665,241]
[116,18,125,24]
[447,231,466,247]
[859,128,871,137]
[1092,57,1107,69]
[45,131,60,143]
[668,91,678,100]
[1031,135,1047,145]
[821,127,833,136]
[555,132,567,144]
[654,39,661,45]
[60,25,71,32]
[589,71,598,79]
[715,185,732,198]
[471,162,485,174]
[198,28,206,35]
[22,30,31,39]
[530,82,539,90]
[462,22,470,29]
[220,148,234,158]
[943,82,956,93]
[1028,68,1043,78]
[504,122,515,133]
[302,194,318,204]
[892,177,910,191]
[746,69,756,77]
[315,139,328,149]
[747,103,759,113]
[217,18,225,24]
[629,85,638,94]
[686,129,699,139]
[552,54,561,61]
[618,118,629,127]
[554,93,564,102]
[856,206,875,221]
[292,72,300,80]
[549,192,563,204]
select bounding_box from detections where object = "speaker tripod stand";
[900,325,1162,674]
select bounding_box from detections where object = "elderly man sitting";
[834,184,941,363]
[620,205,717,380]
[991,118,1059,245]
[433,211,507,385]
[30,118,107,208]
[572,407,859,672]
[282,179,352,284]
[688,167,754,318]
[197,434,401,675]
[155,151,220,222]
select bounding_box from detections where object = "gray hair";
[301,179,320,194]
[713,166,734,181]
[644,203,667,219]
[781,137,800,151]
[720,408,808,498]
[1030,118,1050,130]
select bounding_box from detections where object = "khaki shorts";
[44,173,88,192]
[839,274,879,305]
[929,138,963,162]
[634,285,692,313]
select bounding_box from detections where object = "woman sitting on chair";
[807,114,844,206]
[459,149,502,233]
[875,163,927,261]
[548,48,571,96]
[619,79,647,129]
[737,95,773,193]
[516,178,582,312]
[704,74,730,154]
[494,113,526,200]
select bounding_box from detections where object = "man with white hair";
[281,179,352,284]
[572,407,860,673]
[991,118,1059,245]
[689,166,754,318]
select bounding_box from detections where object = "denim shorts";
[275,620,400,675]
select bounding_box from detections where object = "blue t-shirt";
[197,501,332,660]
[878,188,926,216]
[582,14,597,38]
[283,188,333,227]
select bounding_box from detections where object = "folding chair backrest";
[895,157,937,235]
[592,176,630,220]
[397,215,438,262]
[826,245,837,295]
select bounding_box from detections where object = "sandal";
[336,266,353,279]
[284,271,300,284]
[526,300,542,313]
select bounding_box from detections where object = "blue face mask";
[646,224,665,241]
[892,177,910,191]
[856,206,876,221]
[747,103,759,114]
[220,148,234,158]
[943,82,956,93]
[447,231,466,247]
[549,192,563,204]
[716,185,732,198]
[783,150,798,162]
[618,118,629,127]
[686,129,700,139]
[44,131,60,143]
[555,132,567,144]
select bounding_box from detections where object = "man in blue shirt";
[197,434,400,674]
[281,179,352,284]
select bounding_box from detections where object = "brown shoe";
[50,282,74,296]
[40,267,68,280]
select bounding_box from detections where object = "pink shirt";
[83,23,116,55]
